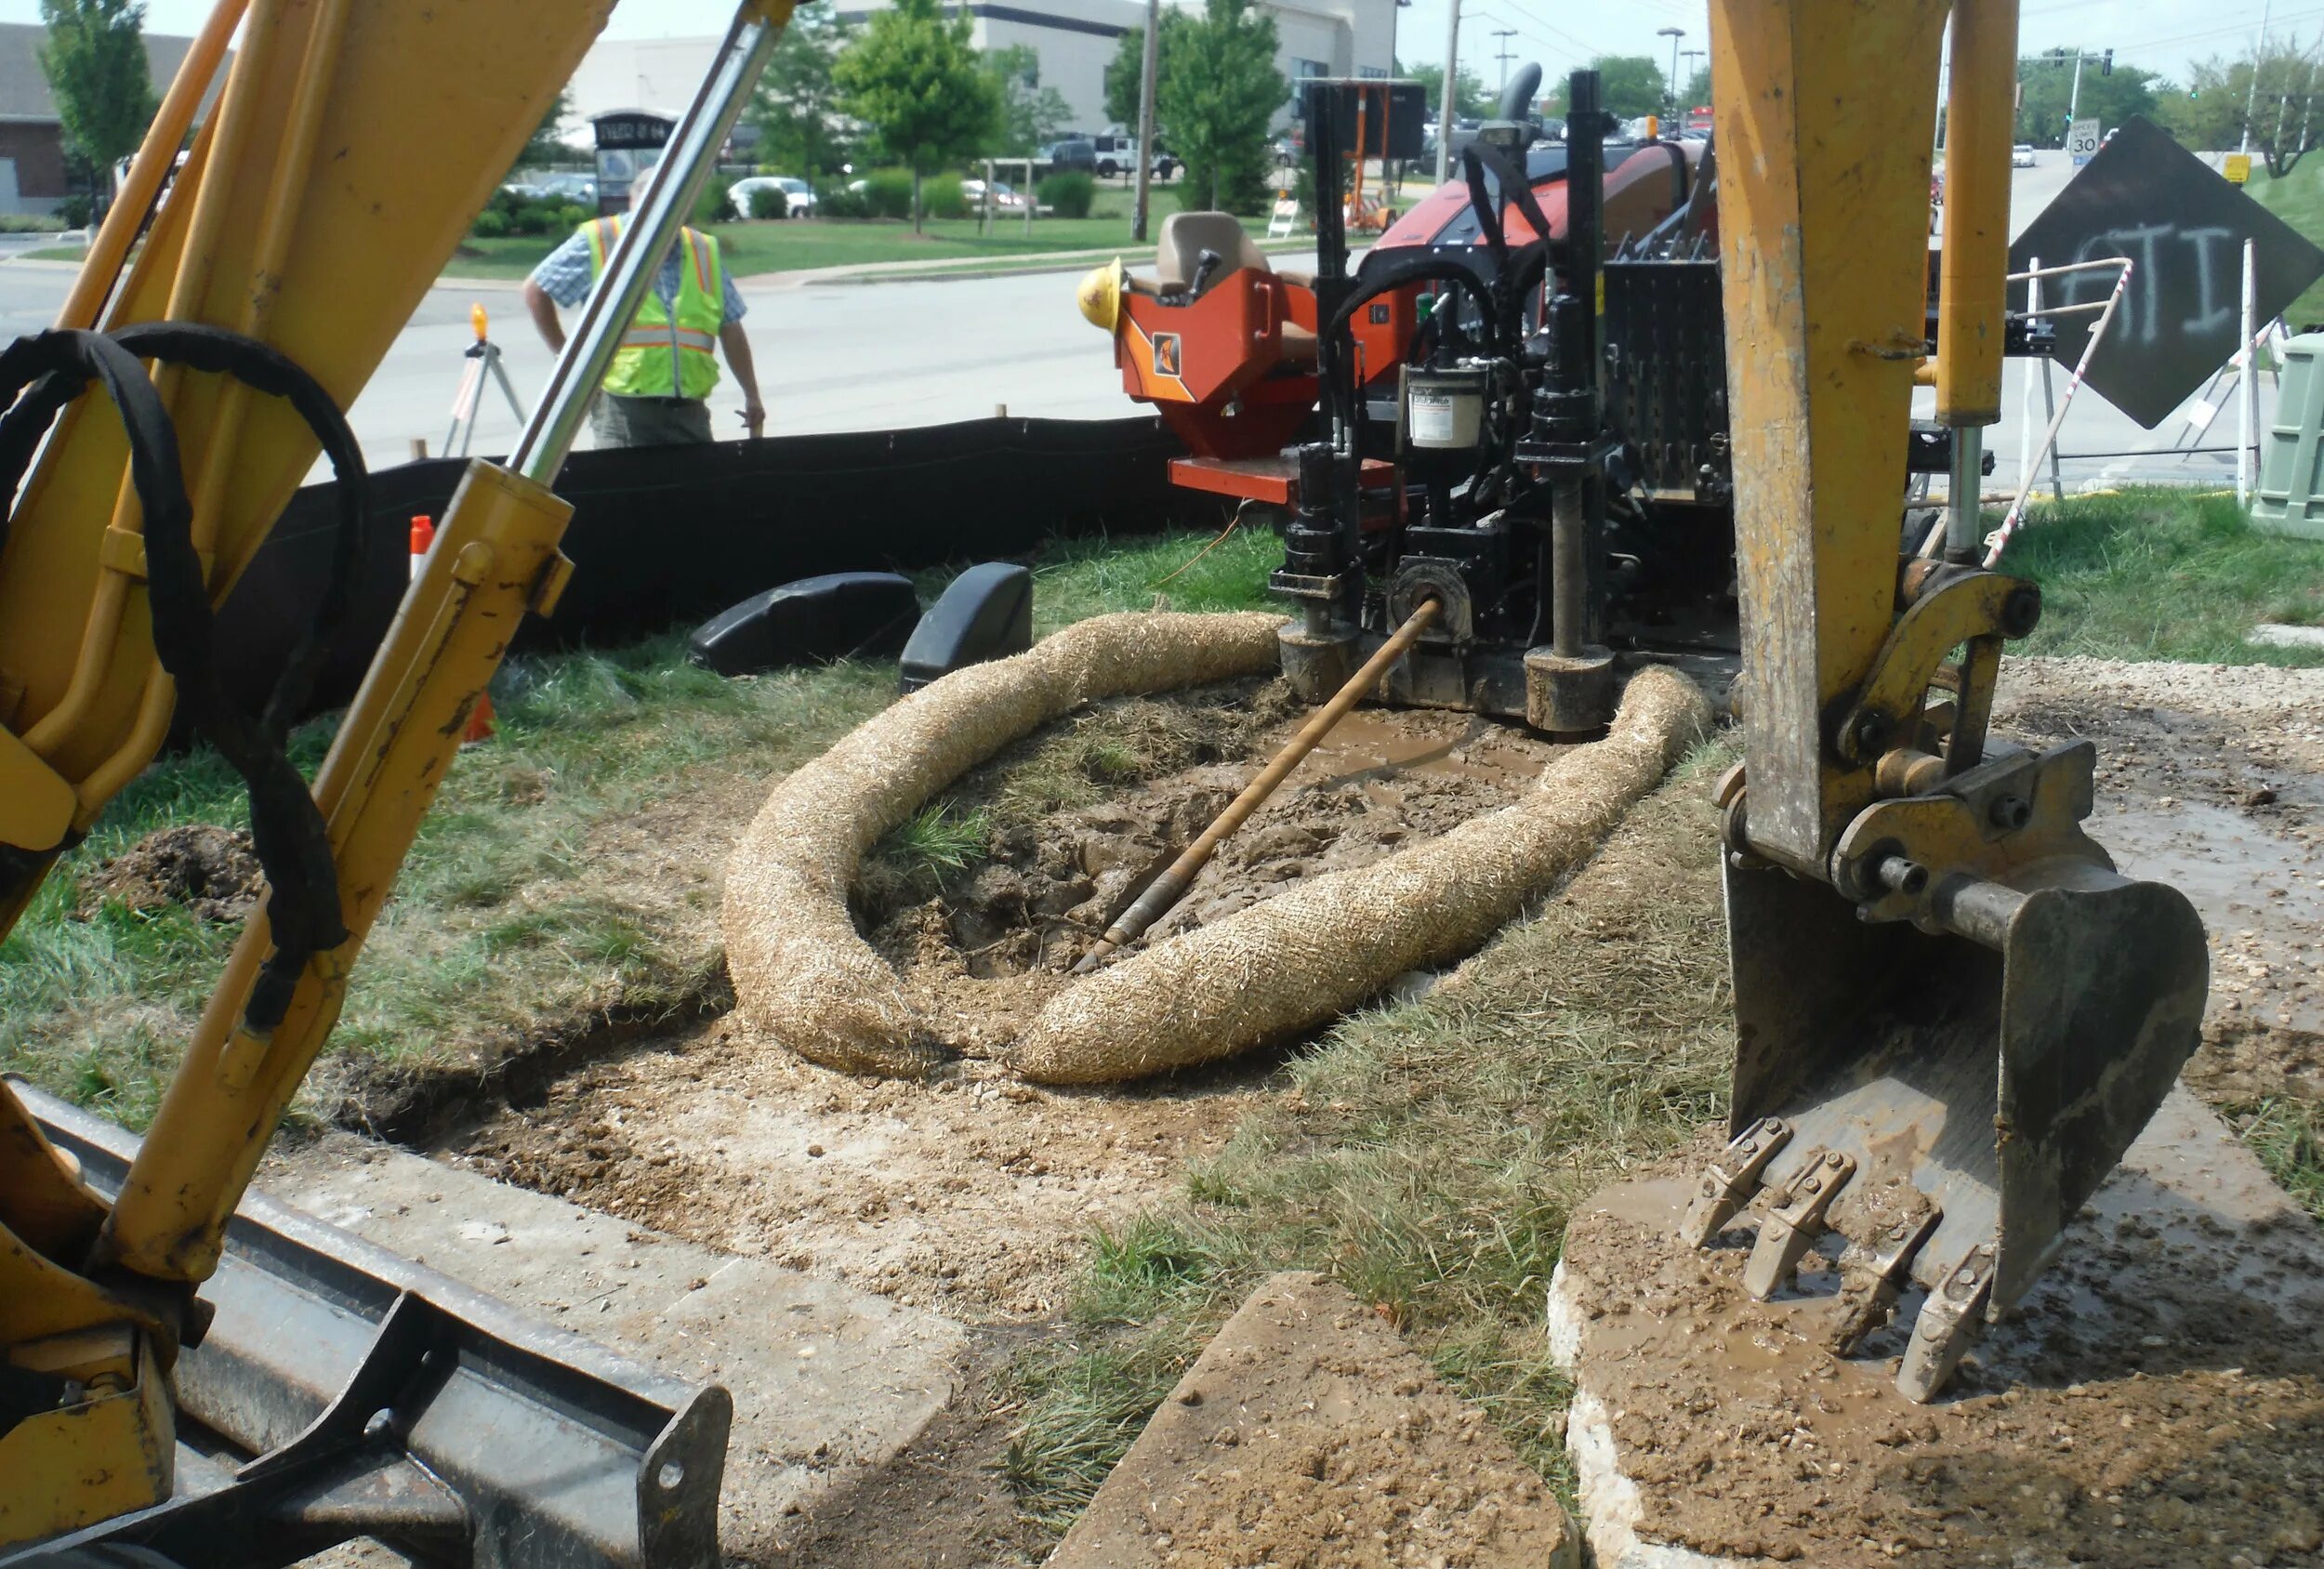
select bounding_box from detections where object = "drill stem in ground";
[1073,597,1444,974]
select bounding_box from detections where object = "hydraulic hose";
[0,325,370,1034]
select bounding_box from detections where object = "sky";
[0,0,2306,99]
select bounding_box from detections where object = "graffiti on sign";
[2009,117,2324,428]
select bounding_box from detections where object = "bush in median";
[923,172,969,219]
[749,186,790,219]
[863,168,916,219]
[1037,171,1096,218]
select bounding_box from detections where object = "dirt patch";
[1996,656,2324,1057]
[1557,1141,2324,1568]
[445,1017,1285,1320]
[1050,1272,1577,1569]
[775,1332,1056,1569]
[444,685,1571,1318]
[852,680,1570,1056]
[79,824,261,923]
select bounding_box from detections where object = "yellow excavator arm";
[0,0,794,1554]
[1695,0,2208,1401]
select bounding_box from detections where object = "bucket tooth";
[1677,1115,1793,1246]
[1741,1149,1855,1300]
[1826,1197,1941,1355]
[1898,1242,1997,1403]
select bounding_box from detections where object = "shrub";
[554,203,591,232]
[815,180,872,218]
[1037,170,1096,218]
[749,185,789,219]
[862,167,915,219]
[0,212,65,233]
[695,174,736,224]
[921,172,968,220]
[56,194,93,228]
[470,207,511,239]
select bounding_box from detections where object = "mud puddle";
[449,687,1565,1321]
[1995,660,2324,1067]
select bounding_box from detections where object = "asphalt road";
[0,152,2268,491]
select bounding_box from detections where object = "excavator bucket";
[1695,804,2209,1401]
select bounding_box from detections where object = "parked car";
[729,175,816,218]
[535,171,598,204]
[1038,138,1097,174]
[961,178,1033,213]
[2012,143,2036,167]
[1090,133,1134,178]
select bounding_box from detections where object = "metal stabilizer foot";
[1898,1243,1997,1402]
[1741,1149,1855,1299]
[1677,1115,1792,1246]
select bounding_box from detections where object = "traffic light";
[2102,48,2113,76]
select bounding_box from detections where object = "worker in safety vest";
[520,176,764,446]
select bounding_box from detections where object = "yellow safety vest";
[583,217,726,400]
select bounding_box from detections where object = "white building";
[558,0,1402,157]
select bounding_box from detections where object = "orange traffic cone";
[410,513,496,745]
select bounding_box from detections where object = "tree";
[2014,46,2160,150]
[38,0,155,206]
[1105,12,1191,131]
[1539,56,1664,122]
[1401,59,1490,123]
[984,44,1072,154]
[1680,65,1712,112]
[750,0,854,176]
[1157,0,1285,214]
[2154,38,2322,173]
[832,0,1000,229]
[516,89,578,174]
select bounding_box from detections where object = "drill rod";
[1070,595,1443,974]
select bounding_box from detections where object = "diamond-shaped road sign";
[2008,116,2324,429]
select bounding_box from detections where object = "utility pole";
[1657,26,1684,117]
[1132,0,1159,244]
[1493,28,1516,91]
[2245,0,2275,153]
[1433,0,1460,184]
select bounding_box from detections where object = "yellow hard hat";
[1076,257,1128,333]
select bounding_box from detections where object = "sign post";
[2066,116,2101,166]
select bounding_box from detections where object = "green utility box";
[2252,332,2324,540]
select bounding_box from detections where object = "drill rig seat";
[1154,211,1270,295]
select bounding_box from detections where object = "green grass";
[2246,160,2324,328]
[2235,1096,2324,1223]
[2001,487,2324,665]
[999,746,1738,1528]
[0,528,1286,1131]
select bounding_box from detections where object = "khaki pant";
[590,393,714,447]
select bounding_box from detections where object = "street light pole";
[1132,0,1159,244]
[2244,0,2275,154]
[1681,47,1706,105]
[1657,26,1684,117]
[1433,0,1460,185]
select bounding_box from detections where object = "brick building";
[0,22,201,215]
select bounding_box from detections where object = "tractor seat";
[1155,212,1270,297]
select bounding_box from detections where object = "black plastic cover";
[897,561,1034,693]
[689,572,920,676]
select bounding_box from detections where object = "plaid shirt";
[528,225,748,323]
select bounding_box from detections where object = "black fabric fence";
[218,414,1213,719]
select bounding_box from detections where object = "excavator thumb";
[1692,745,2209,1401]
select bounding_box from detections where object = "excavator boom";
[1696,0,2208,1400]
